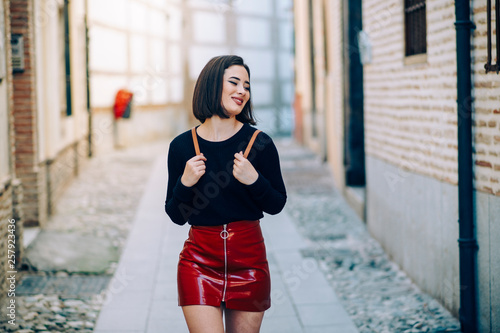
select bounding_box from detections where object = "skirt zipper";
[221,224,229,302]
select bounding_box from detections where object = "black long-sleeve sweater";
[165,123,287,226]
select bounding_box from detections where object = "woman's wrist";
[180,174,193,187]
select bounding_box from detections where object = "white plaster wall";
[0,80,8,179]
[0,0,10,179]
[88,0,178,153]
[35,0,63,160]
[476,192,500,333]
[192,11,226,44]
[324,0,346,190]
[236,18,271,47]
[366,155,460,316]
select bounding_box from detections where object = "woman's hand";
[233,152,258,185]
[181,154,207,187]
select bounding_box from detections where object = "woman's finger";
[192,154,207,162]
[234,152,245,161]
[191,160,206,167]
[188,154,206,162]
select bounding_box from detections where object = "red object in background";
[113,89,133,119]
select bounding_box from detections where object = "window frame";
[404,0,427,58]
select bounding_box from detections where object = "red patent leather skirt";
[177,220,271,312]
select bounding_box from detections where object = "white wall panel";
[233,49,274,80]
[130,34,147,73]
[236,18,271,47]
[91,75,128,107]
[234,0,272,16]
[189,46,230,79]
[90,27,128,72]
[192,11,226,44]
[250,81,274,106]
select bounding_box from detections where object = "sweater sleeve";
[245,134,287,215]
[165,141,196,225]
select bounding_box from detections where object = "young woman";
[165,55,287,333]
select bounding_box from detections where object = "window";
[485,0,499,74]
[404,0,427,57]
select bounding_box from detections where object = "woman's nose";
[237,85,247,95]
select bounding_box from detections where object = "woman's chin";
[224,109,243,118]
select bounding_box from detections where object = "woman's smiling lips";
[232,97,244,105]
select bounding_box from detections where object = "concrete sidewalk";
[94,155,359,333]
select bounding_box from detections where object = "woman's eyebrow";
[229,76,250,85]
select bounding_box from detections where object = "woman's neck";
[198,117,243,142]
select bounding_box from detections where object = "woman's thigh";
[224,308,265,333]
[182,305,224,333]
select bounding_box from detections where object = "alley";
[1,137,460,333]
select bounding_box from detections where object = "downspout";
[63,0,72,116]
[84,0,92,157]
[454,1,478,332]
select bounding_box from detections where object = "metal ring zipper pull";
[220,229,229,239]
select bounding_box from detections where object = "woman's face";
[221,65,250,117]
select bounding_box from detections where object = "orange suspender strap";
[243,130,261,159]
[191,127,201,155]
[192,127,261,158]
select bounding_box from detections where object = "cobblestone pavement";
[1,142,166,332]
[276,139,462,333]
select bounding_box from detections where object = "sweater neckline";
[195,123,248,145]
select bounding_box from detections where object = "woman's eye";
[229,81,237,85]
[244,87,250,91]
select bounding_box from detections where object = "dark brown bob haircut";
[192,55,256,125]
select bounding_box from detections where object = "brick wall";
[10,0,43,226]
[472,1,500,196]
[363,0,459,186]
[362,0,461,316]
[46,138,89,215]
[2,0,25,309]
[363,0,500,196]
[363,1,500,327]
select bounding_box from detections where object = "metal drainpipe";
[454,1,478,332]
[63,0,72,116]
[84,0,92,157]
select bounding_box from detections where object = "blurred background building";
[88,0,294,151]
[293,0,499,332]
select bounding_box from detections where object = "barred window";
[485,0,499,74]
[405,0,427,57]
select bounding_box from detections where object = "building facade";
[294,0,499,332]
[88,0,179,151]
[0,0,90,304]
[88,0,294,151]
[1,0,23,306]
